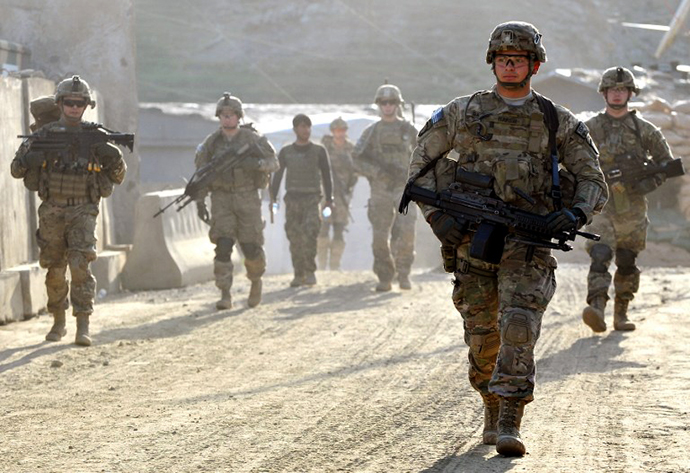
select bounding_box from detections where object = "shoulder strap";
[533,91,562,210]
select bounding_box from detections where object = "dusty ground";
[1,248,690,472]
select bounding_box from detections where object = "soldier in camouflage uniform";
[195,93,278,310]
[353,84,417,291]
[582,67,675,332]
[270,114,333,287]
[318,117,358,270]
[407,22,607,456]
[11,76,128,346]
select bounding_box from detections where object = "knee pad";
[469,331,500,359]
[501,309,533,345]
[239,242,262,261]
[215,237,235,262]
[589,244,613,273]
[615,248,638,276]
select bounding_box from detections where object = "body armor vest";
[208,129,263,192]
[284,143,323,194]
[374,121,413,171]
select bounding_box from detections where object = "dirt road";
[1,262,689,473]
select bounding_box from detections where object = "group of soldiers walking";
[11,20,683,459]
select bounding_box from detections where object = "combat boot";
[481,393,500,445]
[375,280,392,292]
[613,297,636,331]
[45,311,67,342]
[290,272,305,287]
[75,313,92,347]
[582,296,607,332]
[398,273,412,290]
[496,397,526,456]
[248,279,262,308]
[216,288,232,310]
[304,272,317,286]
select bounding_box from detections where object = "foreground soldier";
[407,22,606,456]
[11,76,128,346]
[318,117,358,270]
[353,83,417,291]
[270,114,333,287]
[195,93,278,310]
[582,67,677,332]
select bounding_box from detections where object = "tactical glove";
[22,151,46,169]
[632,174,663,195]
[196,200,210,224]
[546,207,586,234]
[428,211,465,246]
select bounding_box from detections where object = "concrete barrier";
[122,190,215,290]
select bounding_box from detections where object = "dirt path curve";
[1,264,689,473]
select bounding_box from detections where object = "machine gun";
[400,169,600,264]
[19,123,135,158]
[153,141,256,218]
[607,156,685,193]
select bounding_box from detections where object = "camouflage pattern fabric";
[284,193,322,275]
[195,125,278,288]
[409,87,607,402]
[354,119,418,283]
[584,110,674,301]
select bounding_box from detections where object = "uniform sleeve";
[408,104,454,220]
[319,145,333,202]
[557,114,608,222]
[645,126,674,166]
[11,141,31,178]
[256,134,279,173]
[95,142,126,185]
[352,123,378,178]
[194,134,214,170]
[270,148,287,201]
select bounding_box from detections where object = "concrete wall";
[0,0,140,244]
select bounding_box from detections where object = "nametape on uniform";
[431,107,444,124]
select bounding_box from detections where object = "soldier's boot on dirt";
[496,397,526,456]
[216,288,232,310]
[304,272,317,286]
[317,237,330,270]
[290,271,305,288]
[481,393,500,445]
[248,279,262,308]
[329,240,345,271]
[45,311,67,342]
[375,279,392,292]
[74,313,92,347]
[582,296,607,332]
[613,297,636,331]
[397,273,412,290]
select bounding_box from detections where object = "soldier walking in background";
[11,76,129,346]
[194,93,278,310]
[582,67,678,332]
[353,83,417,291]
[318,117,358,271]
[270,114,333,287]
[406,23,606,455]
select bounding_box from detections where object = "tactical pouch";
[23,167,41,191]
[440,245,457,273]
[469,222,507,264]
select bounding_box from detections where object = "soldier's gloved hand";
[632,174,663,195]
[428,211,464,246]
[196,201,210,224]
[546,207,586,234]
[22,151,46,169]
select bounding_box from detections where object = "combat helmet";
[485,21,547,64]
[329,116,348,131]
[374,83,404,105]
[598,67,640,94]
[215,92,243,118]
[54,75,95,108]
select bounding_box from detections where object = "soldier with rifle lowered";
[403,22,607,456]
[193,93,278,310]
[11,75,131,346]
[581,67,685,332]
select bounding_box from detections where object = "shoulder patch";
[431,107,444,124]
[574,121,598,155]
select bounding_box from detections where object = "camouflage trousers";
[209,189,266,290]
[584,209,647,302]
[451,242,557,402]
[36,201,99,315]
[285,192,322,275]
[367,186,416,283]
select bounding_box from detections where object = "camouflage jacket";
[409,88,608,222]
[321,134,357,203]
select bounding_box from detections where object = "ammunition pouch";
[469,221,508,264]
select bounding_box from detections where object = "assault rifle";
[400,170,600,264]
[607,156,685,191]
[19,123,135,157]
[153,141,257,218]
